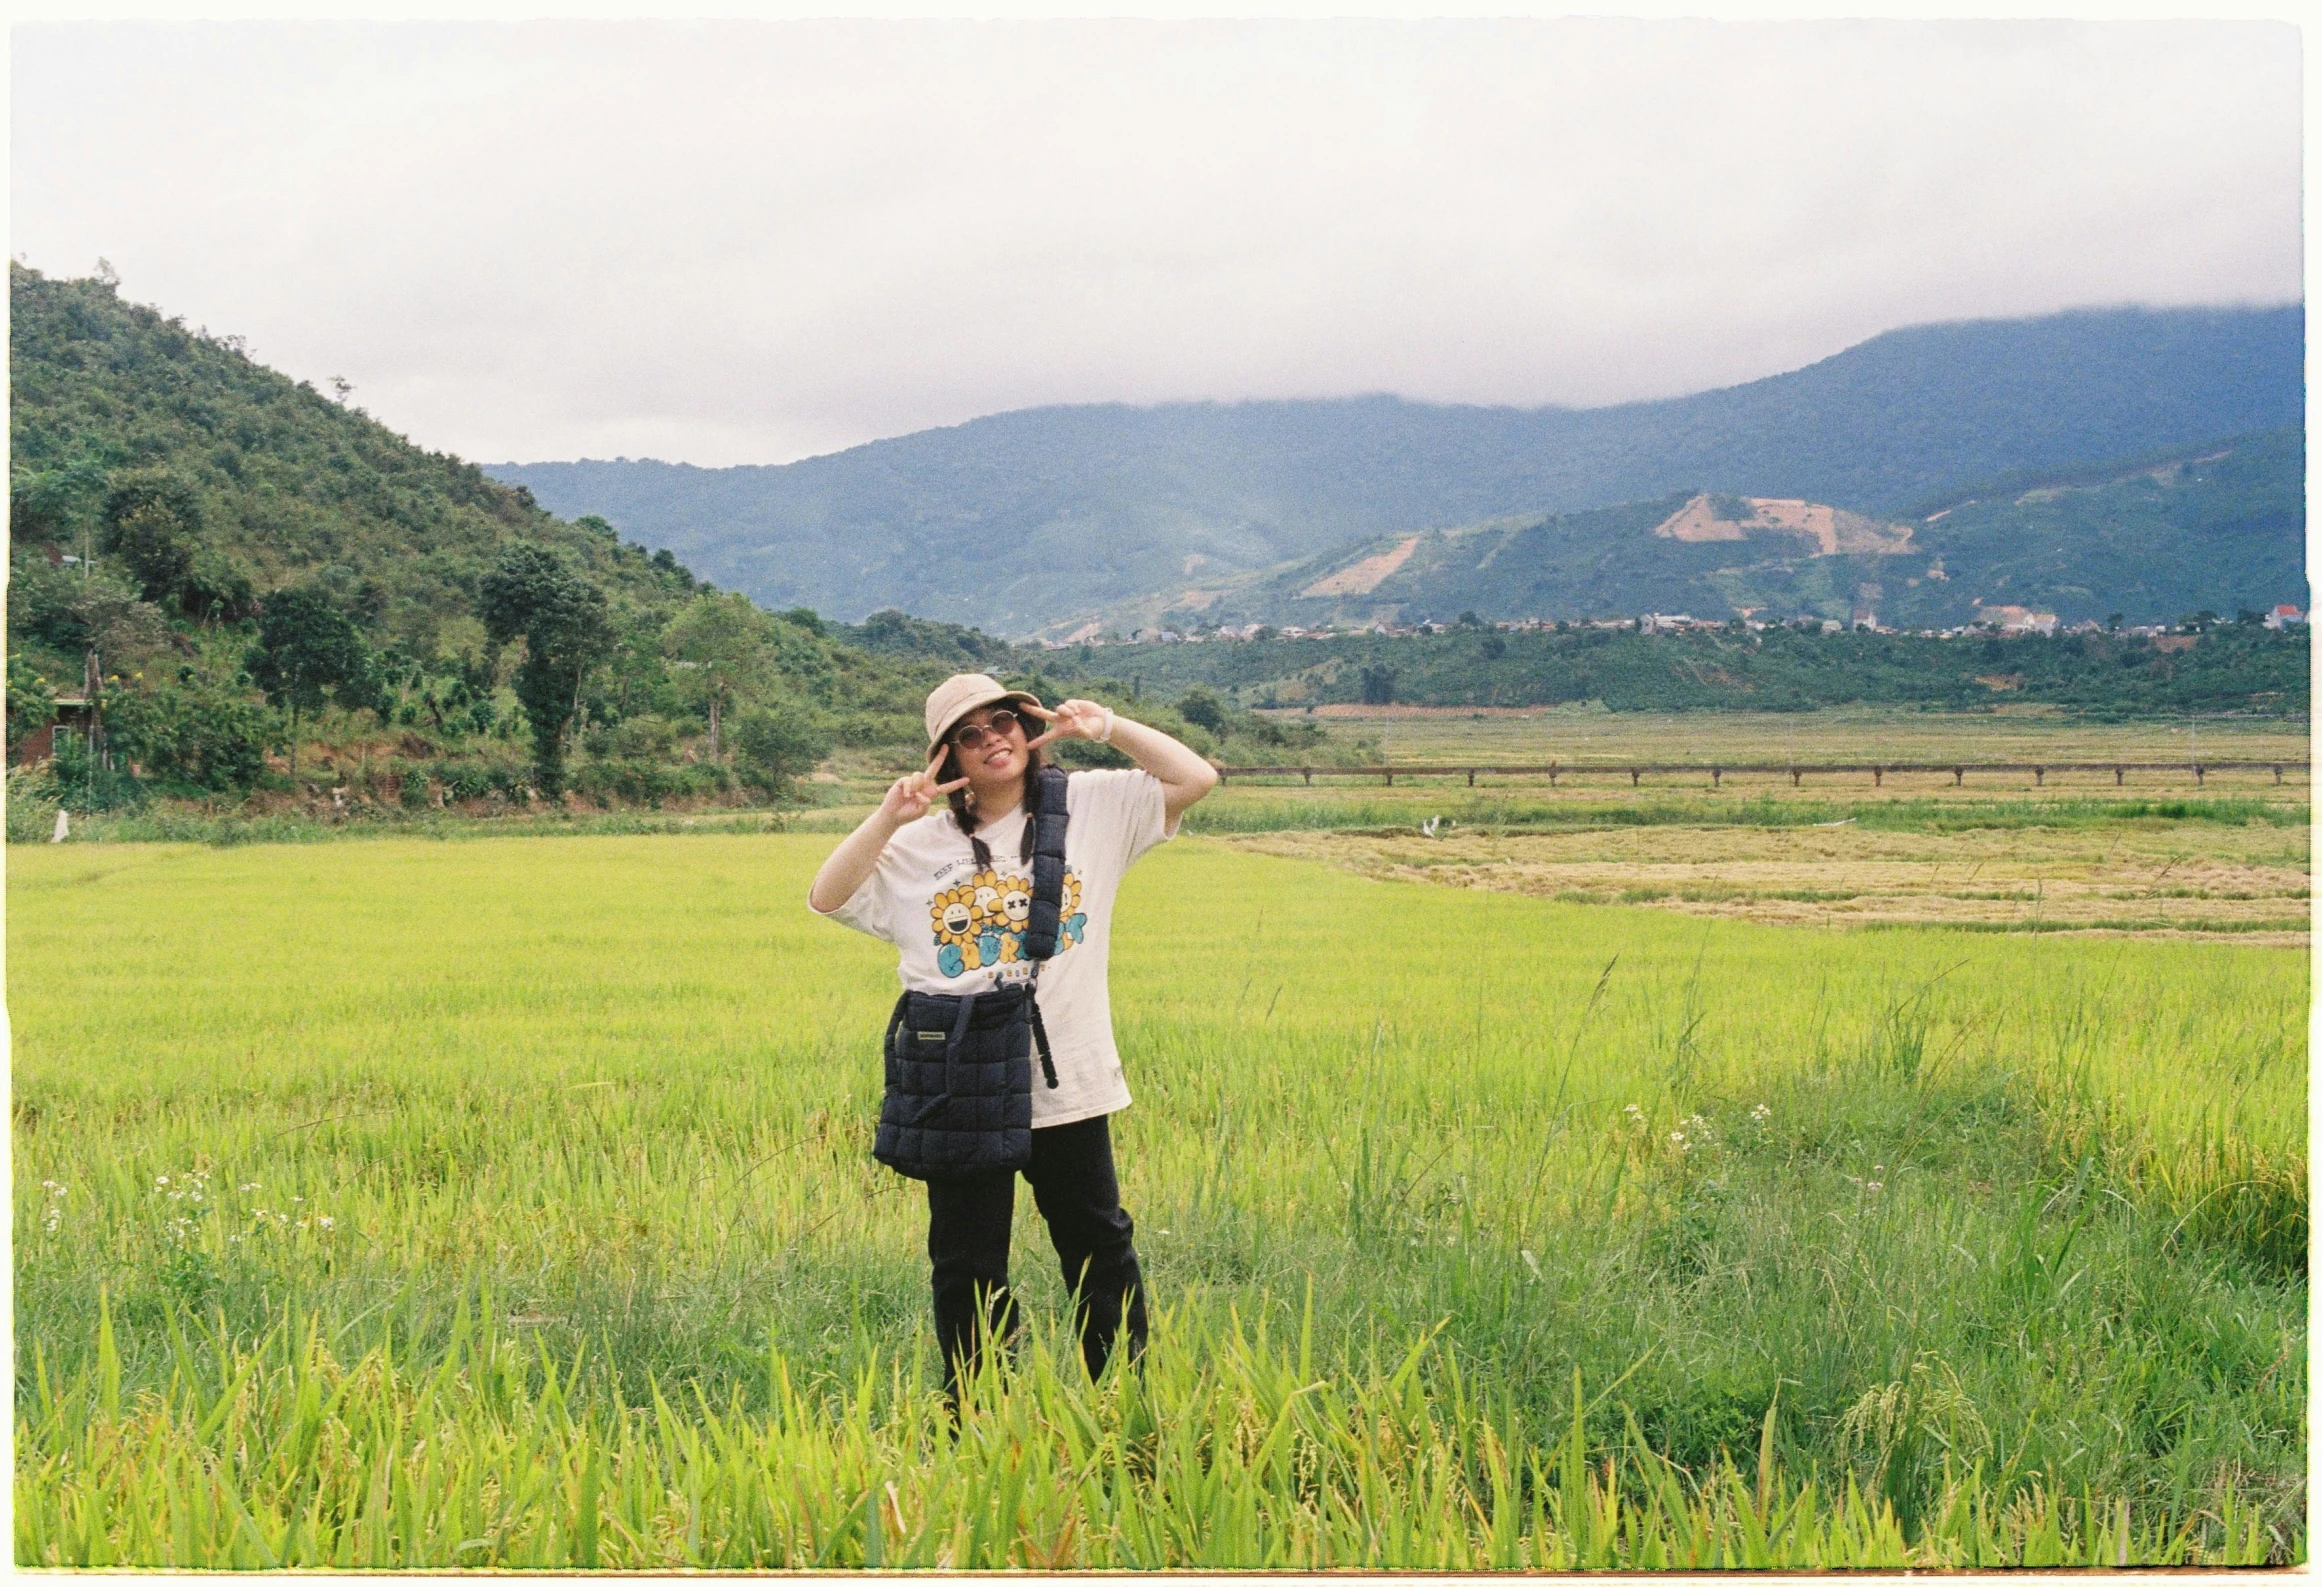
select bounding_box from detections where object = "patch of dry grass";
[1227,817,2312,944]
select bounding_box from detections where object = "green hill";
[1130,429,2306,634]
[1886,428,2306,629]
[8,263,730,652]
[4,264,943,811]
[489,304,2304,635]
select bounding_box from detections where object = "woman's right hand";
[879,760,968,824]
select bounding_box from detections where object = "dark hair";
[938,741,1048,870]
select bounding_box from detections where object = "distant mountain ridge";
[1138,427,2304,635]
[489,304,2304,636]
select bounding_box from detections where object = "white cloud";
[11,19,2300,465]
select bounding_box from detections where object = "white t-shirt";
[813,768,1178,1127]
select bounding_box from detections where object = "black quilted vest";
[873,766,1069,1180]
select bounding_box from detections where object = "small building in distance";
[1977,604,2059,637]
[11,695,91,766]
[2263,604,2306,630]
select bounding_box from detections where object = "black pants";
[926,1112,1148,1399]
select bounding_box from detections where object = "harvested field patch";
[1227,816,2311,943]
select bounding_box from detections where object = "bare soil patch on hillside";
[1300,535,1421,596]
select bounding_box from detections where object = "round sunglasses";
[949,708,1026,751]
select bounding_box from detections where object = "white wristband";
[1099,707,1116,744]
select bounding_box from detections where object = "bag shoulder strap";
[1022,764,1072,962]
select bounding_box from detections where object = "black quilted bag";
[873,767,1069,1180]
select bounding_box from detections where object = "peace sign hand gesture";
[1022,698,1111,751]
[879,756,969,824]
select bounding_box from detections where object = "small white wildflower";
[1872,1164,1884,1173]
[156,1176,169,1187]
[1669,1131,1686,1145]
[240,1183,260,1193]
[1866,1181,1884,1193]
[317,1216,334,1230]
[1624,1103,1643,1117]
[1751,1103,1771,1121]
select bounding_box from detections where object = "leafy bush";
[50,731,146,812]
[104,677,281,793]
[731,704,833,796]
[98,469,205,607]
[570,757,734,808]
[592,714,683,762]
[1176,686,1227,732]
[429,756,533,803]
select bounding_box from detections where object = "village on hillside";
[1068,603,2308,649]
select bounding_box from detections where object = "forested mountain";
[1889,428,2306,629]
[1139,428,2306,634]
[4,264,940,809]
[9,264,698,661]
[490,304,2303,636]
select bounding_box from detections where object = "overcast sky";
[11,20,2302,468]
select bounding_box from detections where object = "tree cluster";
[1052,622,2311,718]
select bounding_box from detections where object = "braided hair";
[938,742,1048,870]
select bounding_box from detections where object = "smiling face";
[947,703,1032,807]
[929,884,980,945]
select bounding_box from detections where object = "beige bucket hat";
[923,673,1043,750]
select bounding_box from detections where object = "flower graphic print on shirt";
[929,866,1086,978]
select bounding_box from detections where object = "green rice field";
[9,832,2307,1567]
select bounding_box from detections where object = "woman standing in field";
[809,673,1218,1401]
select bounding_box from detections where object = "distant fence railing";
[1214,760,2305,788]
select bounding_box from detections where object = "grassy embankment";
[11,834,2304,1566]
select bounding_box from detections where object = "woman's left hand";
[1022,698,1110,750]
